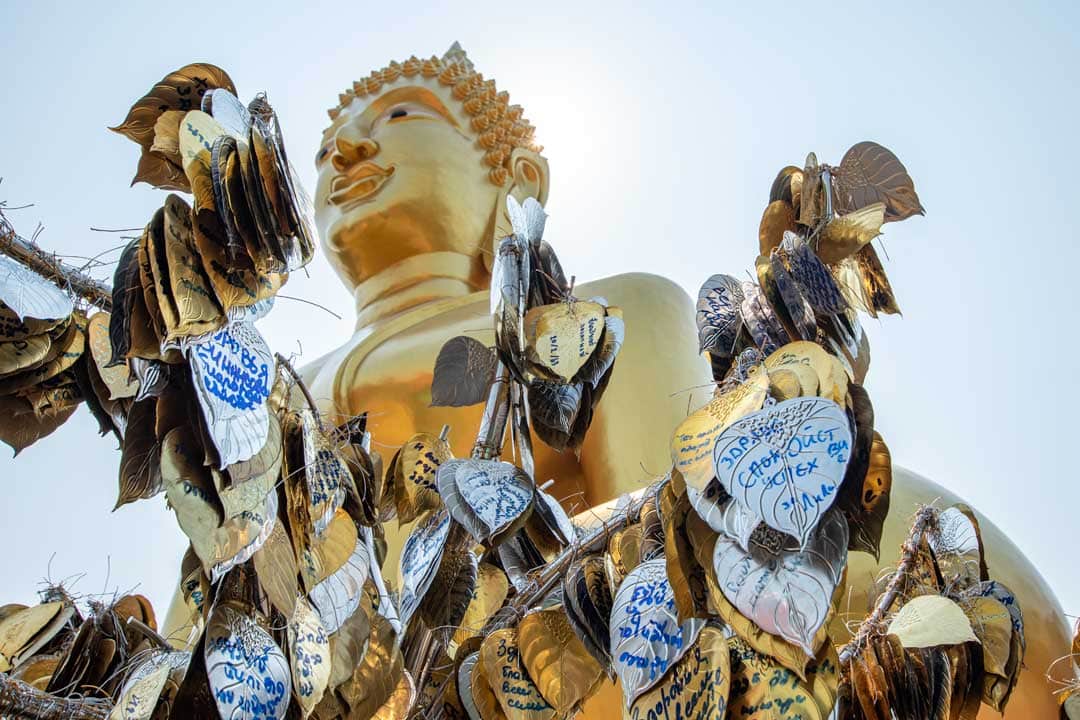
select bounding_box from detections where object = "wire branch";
[0,674,112,720]
[274,352,324,433]
[0,209,114,312]
[838,505,939,665]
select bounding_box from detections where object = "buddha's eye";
[316,145,331,164]
[390,109,408,120]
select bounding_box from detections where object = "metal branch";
[0,210,113,312]
[839,505,939,665]
[275,352,324,433]
[0,674,112,720]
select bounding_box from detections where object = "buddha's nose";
[332,126,379,171]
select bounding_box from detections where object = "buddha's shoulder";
[578,272,693,308]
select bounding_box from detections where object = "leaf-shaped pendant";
[0,254,73,324]
[518,608,604,714]
[712,508,848,655]
[398,508,451,631]
[481,628,556,720]
[695,275,743,357]
[671,369,769,494]
[432,335,498,407]
[524,301,605,381]
[205,604,290,720]
[740,281,788,355]
[308,535,369,634]
[624,625,730,720]
[778,232,847,316]
[394,430,452,524]
[111,650,190,720]
[834,141,925,222]
[301,410,349,535]
[712,396,851,548]
[438,459,533,543]
[186,321,273,468]
[287,597,330,719]
[610,558,705,707]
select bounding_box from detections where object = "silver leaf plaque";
[309,536,369,635]
[713,396,850,549]
[610,558,705,707]
[186,322,273,468]
[398,508,450,632]
[695,274,744,357]
[205,604,290,720]
[0,254,73,321]
[712,509,848,655]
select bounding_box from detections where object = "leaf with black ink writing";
[671,369,769,494]
[777,231,848,316]
[398,508,450,632]
[576,308,624,391]
[394,431,451,524]
[438,459,533,543]
[727,636,838,720]
[524,301,605,382]
[111,64,236,148]
[481,628,556,720]
[432,335,498,407]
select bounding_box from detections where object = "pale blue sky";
[1,0,1076,617]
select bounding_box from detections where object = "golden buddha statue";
[159,44,1067,718]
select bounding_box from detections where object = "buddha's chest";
[307,302,590,504]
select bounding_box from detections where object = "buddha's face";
[314,79,501,291]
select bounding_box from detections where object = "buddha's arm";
[576,273,713,504]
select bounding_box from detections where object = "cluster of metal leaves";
[841,504,1025,719]
[147,400,415,720]
[0,255,98,455]
[701,141,924,389]
[431,196,624,452]
[0,589,196,714]
[0,63,424,720]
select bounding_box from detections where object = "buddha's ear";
[488,149,550,271]
[507,148,549,206]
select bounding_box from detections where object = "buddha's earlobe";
[486,149,549,272]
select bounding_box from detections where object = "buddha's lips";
[329,162,395,206]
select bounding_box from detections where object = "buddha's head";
[314,44,549,293]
